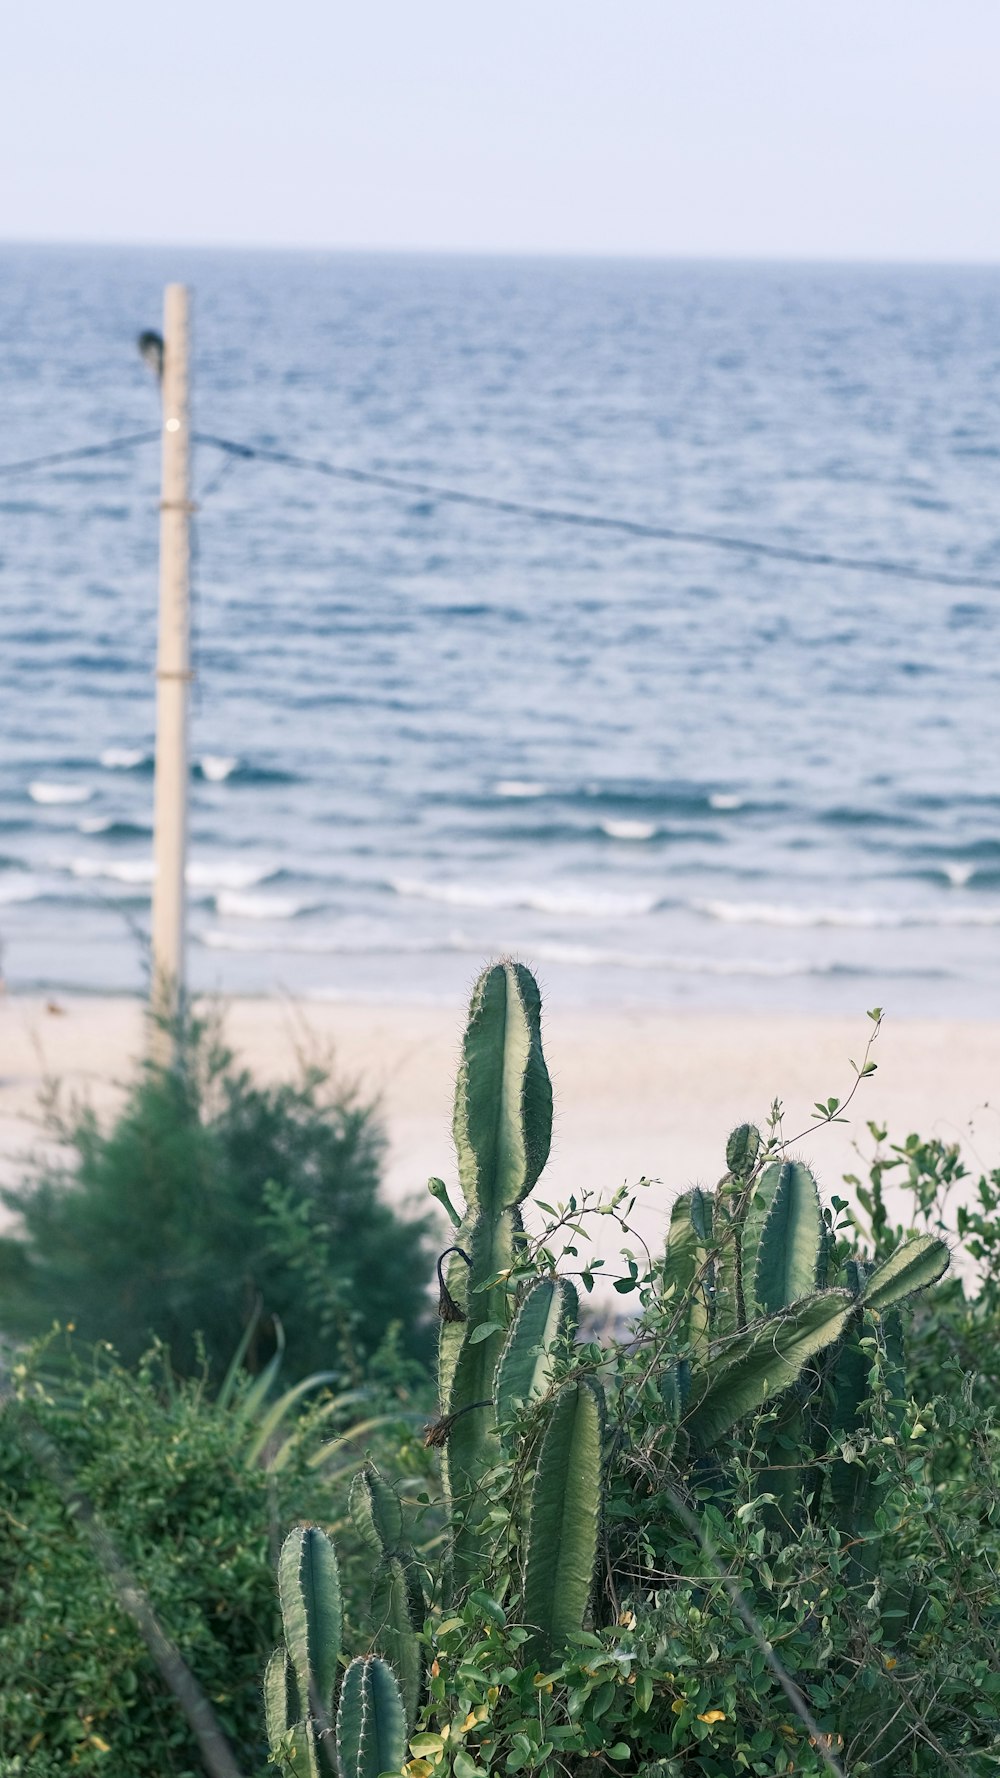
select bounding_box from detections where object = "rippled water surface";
[2,246,999,1011]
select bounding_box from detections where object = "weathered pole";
[150,284,192,1057]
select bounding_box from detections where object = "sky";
[2,0,998,261]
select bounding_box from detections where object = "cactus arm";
[684,1289,854,1454]
[522,1378,604,1661]
[661,1189,713,1345]
[726,1123,761,1179]
[264,1645,292,1751]
[753,1160,824,1314]
[349,1464,404,1557]
[370,1555,422,1732]
[453,962,552,1217]
[336,1656,407,1778]
[861,1233,950,1311]
[494,1277,578,1424]
[277,1526,343,1729]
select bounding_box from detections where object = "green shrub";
[0,1011,434,1380]
[0,1329,433,1775]
[264,963,1000,1777]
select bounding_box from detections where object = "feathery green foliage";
[0,1010,434,1379]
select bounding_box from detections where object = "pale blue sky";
[2,0,998,259]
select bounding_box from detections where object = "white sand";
[2,993,998,1272]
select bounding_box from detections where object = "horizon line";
[3,236,1000,271]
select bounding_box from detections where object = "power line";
[4,421,1000,597]
[0,430,161,479]
[194,429,1000,596]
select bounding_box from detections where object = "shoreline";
[3,992,998,1264]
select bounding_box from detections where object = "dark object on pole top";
[137,329,164,381]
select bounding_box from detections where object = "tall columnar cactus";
[435,961,553,1590]
[266,1525,343,1774]
[336,1657,407,1778]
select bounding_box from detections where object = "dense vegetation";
[0,1014,434,1379]
[3,966,1000,1776]
[266,965,1000,1778]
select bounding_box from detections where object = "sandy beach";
[2,991,997,1273]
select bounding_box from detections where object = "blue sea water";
[1,245,1000,1013]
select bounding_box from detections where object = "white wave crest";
[29,781,92,806]
[600,819,657,842]
[67,856,274,892]
[709,792,744,811]
[186,859,276,890]
[941,861,976,888]
[70,857,155,885]
[494,780,545,799]
[200,755,238,783]
[391,876,659,918]
[215,889,304,920]
[78,816,114,835]
[696,897,1000,929]
[100,748,146,770]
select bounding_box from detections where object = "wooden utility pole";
[150,284,192,1055]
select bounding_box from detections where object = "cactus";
[261,967,954,1763]
[336,1656,407,1778]
[277,1525,342,1729]
[684,1288,855,1453]
[437,962,553,1590]
[726,1121,761,1179]
[264,1526,342,1772]
[494,1276,578,1425]
[860,1232,950,1311]
[522,1378,604,1661]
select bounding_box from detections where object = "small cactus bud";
[726,1122,761,1179]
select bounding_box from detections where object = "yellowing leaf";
[671,1699,685,1715]
[89,1737,111,1754]
[697,1710,726,1725]
[405,1761,435,1778]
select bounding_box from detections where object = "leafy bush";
[0,1329,433,1776]
[265,963,1000,1778]
[0,1012,434,1379]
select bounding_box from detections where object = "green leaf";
[468,1320,505,1345]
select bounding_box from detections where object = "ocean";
[2,246,999,1014]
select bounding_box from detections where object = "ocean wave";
[708,793,744,812]
[390,875,660,918]
[215,889,307,920]
[599,819,658,842]
[197,755,239,783]
[70,857,154,886]
[77,816,152,839]
[494,780,546,799]
[29,781,92,805]
[100,747,149,771]
[695,897,1000,930]
[66,856,276,891]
